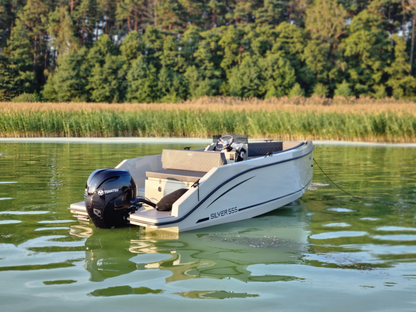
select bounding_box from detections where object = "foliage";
[11,92,36,102]
[0,1,416,102]
[313,83,329,97]
[288,83,305,98]
[334,80,352,98]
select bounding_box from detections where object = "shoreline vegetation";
[4,1,416,104]
[0,97,415,143]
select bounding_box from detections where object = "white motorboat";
[69,135,314,232]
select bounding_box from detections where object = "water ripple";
[34,227,69,232]
[0,211,49,215]
[376,226,416,232]
[0,220,22,225]
[372,235,416,241]
[310,231,368,239]
[38,220,76,224]
[322,223,351,227]
[327,208,355,212]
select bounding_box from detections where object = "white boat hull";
[128,141,313,231]
[69,139,314,232]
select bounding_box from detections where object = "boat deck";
[130,208,174,223]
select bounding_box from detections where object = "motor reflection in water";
[70,200,310,284]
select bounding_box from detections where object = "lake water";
[0,139,415,311]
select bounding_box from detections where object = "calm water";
[0,140,415,311]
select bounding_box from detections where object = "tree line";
[1,0,416,102]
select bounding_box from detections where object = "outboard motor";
[85,169,137,228]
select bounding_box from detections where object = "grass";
[0,97,415,142]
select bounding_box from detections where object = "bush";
[288,83,305,98]
[11,93,36,102]
[313,83,328,97]
[334,80,352,98]
[393,87,404,100]
[371,85,387,99]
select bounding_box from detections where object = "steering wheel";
[215,134,234,151]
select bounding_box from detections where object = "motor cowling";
[85,169,137,228]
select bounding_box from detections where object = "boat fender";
[156,188,188,211]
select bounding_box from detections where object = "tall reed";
[0,105,415,142]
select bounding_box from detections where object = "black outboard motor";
[85,169,137,228]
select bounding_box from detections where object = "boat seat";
[146,149,227,182]
[247,142,283,157]
[146,169,205,183]
[161,149,227,172]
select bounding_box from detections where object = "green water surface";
[0,140,415,311]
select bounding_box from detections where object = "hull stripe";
[195,180,311,224]
[206,176,255,209]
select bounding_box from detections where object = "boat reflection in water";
[70,200,310,287]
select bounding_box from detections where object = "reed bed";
[1,96,415,115]
[1,98,415,142]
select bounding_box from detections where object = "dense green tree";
[96,0,117,35]
[231,0,258,25]
[47,6,79,64]
[229,56,263,98]
[116,0,144,33]
[303,0,349,93]
[73,0,97,47]
[305,0,348,43]
[178,0,205,28]
[334,80,352,97]
[193,29,224,95]
[254,0,286,26]
[343,9,391,96]
[86,33,117,68]
[0,55,16,100]
[407,0,416,74]
[119,30,143,64]
[155,0,182,32]
[42,47,90,102]
[141,25,163,69]
[88,53,127,103]
[303,40,334,86]
[206,0,226,28]
[386,34,416,98]
[3,0,416,102]
[126,56,159,102]
[184,65,218,98]
[180,25,200,64]
[260,52,296,98]
[0,0,12,48]
[3,18,35,96]
[194,29,223,71]
[158,66,187,102]
[313,82,329,97]
[273,22,314,93]
[218,26,243,76]
[160,35,182,70]
[288,82,305,98]
[19,0,51,78]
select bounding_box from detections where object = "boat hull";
[129,141,314,231]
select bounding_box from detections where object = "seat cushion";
[146,169,205,183]
[162,149,226,172]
